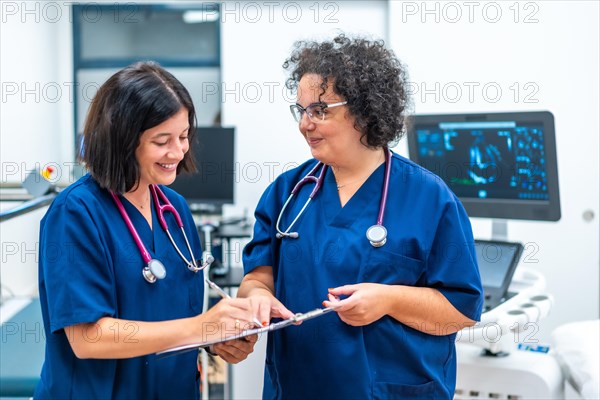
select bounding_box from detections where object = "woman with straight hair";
[35,61,257,399]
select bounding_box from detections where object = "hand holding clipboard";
[157,307,334,357]
[159,277,334,357]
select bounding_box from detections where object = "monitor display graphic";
[407,112,560,221]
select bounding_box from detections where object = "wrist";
[248,286,275,299]
[384,284,404,317]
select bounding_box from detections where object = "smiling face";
[135,108,190,188]
[296,74,364,166]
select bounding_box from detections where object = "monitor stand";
[491,219,508,241]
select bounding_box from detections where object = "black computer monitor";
[406,111,560,221]
[168,127,235,210]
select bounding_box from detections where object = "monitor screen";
[475,239,523,311]
[475,240,522,290]
[168,127,235,208]
[407,111,560,221]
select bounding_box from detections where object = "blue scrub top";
[243,152,483,400]
[35,174,204,400]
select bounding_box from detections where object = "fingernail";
[328,288,334,291]
[322,301,327,307]
[262,321,268,327]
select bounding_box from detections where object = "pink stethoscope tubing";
[111,185,208,283]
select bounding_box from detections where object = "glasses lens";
[307,104,326,121]
[290,105,303,122]
[290,103,330,123]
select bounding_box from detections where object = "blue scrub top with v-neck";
[243,152,483,400]
[35,174,204,400]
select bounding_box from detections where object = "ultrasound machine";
[407,111,569,399]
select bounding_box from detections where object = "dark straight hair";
[80,61,197,193]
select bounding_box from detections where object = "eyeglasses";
[289,101,348,123]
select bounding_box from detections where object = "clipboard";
[156,307,334,357]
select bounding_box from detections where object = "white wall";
[1,1,73,175]
[388,0,600,343]
[1,1,73,297]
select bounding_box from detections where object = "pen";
[206,278,231,299]
[206,278,263,328]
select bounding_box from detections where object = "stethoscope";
[111,185,211,283]
[276,149,392,248]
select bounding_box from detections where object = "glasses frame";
[289,101,348,123]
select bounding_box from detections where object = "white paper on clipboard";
[156,307,334,357]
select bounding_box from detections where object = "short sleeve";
[425,199,484,322]
[242,183,277,273]
[39,199,116,333]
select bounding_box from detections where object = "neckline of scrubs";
[121,194,158,254]
[321,163,386,229]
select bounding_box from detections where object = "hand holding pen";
[199,291,259,363]
[205,277,261,362]
[206,278,263,329]
[201,254,262,329]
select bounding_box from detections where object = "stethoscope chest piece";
[143,259,167,283]
[366,224,387,248]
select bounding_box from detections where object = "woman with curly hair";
[239,34,483,399]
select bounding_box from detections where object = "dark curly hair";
[283,34,411,148]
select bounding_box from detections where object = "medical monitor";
[168,127,235,210]
[406,111,560,221]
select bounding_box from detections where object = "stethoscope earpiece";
[276,232,299,239]
[189,255,214,272]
